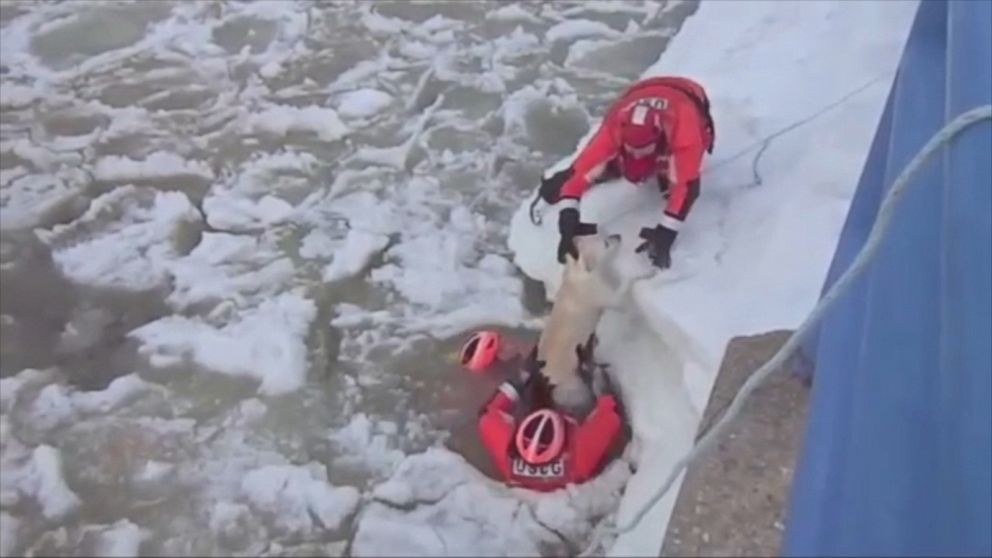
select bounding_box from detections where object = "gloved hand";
[635,224,677,269]
[514,346,543,389]
[557,207,598,263]
[590,363,615,398]
[656,175,670,198]
[539,167,575,204]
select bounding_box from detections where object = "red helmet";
[460,330,502,372]
[515,408,566,465]
[620,103,665,183]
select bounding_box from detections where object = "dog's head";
[571,233,622,274]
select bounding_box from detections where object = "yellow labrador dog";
[536,233,655,417]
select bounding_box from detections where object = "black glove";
[503,379,524,401]
[557,207,598,263]
[591,363,616,398]
[656,175,670,198]
[635,224,677,269]
[539,167,575,204]
[514,346,543,387]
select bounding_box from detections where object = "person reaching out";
[539,76,715,270]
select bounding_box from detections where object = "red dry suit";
[558,76,715,232]
[477,381,625,492]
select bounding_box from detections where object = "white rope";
[580,104,992,556]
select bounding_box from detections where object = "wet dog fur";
[536,233,655,417]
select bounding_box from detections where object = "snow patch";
[208,500,257,548]
[134,460,176,485]
[202,192,294,231]
[328,414,405,478]
[1,138,83,171]
[396,40,437,60]
[356,448,632,556]
[0,369,53,413]
[93,519,146,557]
[299,228,337,260]
[322,230,390,283]
[336,89,394,119]
[0,172,86,231]
[239,464,360,535]
[97,106,157,143]
[201,150,318,232]
[486,3,543,24]
[93,151,214,182]
[38,186,202,291]
[247,104,349,142]
[0,512,20,557]
[1,445,81,520]
[231,150,319,196]
[546,20,620,44]
[0,83,38,109]
[129,291,317,395]
[371,236,530,337]
[165,232,295,310]
[25,374,156,431]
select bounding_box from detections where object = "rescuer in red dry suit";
[538,76,716,270]
[461,330,628,492]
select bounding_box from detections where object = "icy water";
[0,1,697,555]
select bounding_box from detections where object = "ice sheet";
[0,172,86,231]
[38,185,202,291]
[92,151,214,183]
[164,231,295,310]
[129,291,317,396]
[246,104,349,143]
[336,88,394,120]
[239,463,361,535]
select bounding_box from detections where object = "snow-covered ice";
[0,445,81,520]
[246,104,350,143]
[130,291,317,395]
[353,447,632,556]
[92,151,214,183]
[336,88,394,120]
[200,150,319,231]
[37,186,202,291]
[0,83,39,109]
[93,519,147,557]
[486,3,543,25]
[0,512,20,557]
[164,231,295,310]
[323,230,391,284]
[546,20,620,44]
[202,192,294,231]
[239,464,361,535]
[328,413,405,478]
[25,374,157,431]
[0,172,87,231]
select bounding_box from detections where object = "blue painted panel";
[784,1,992,555]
